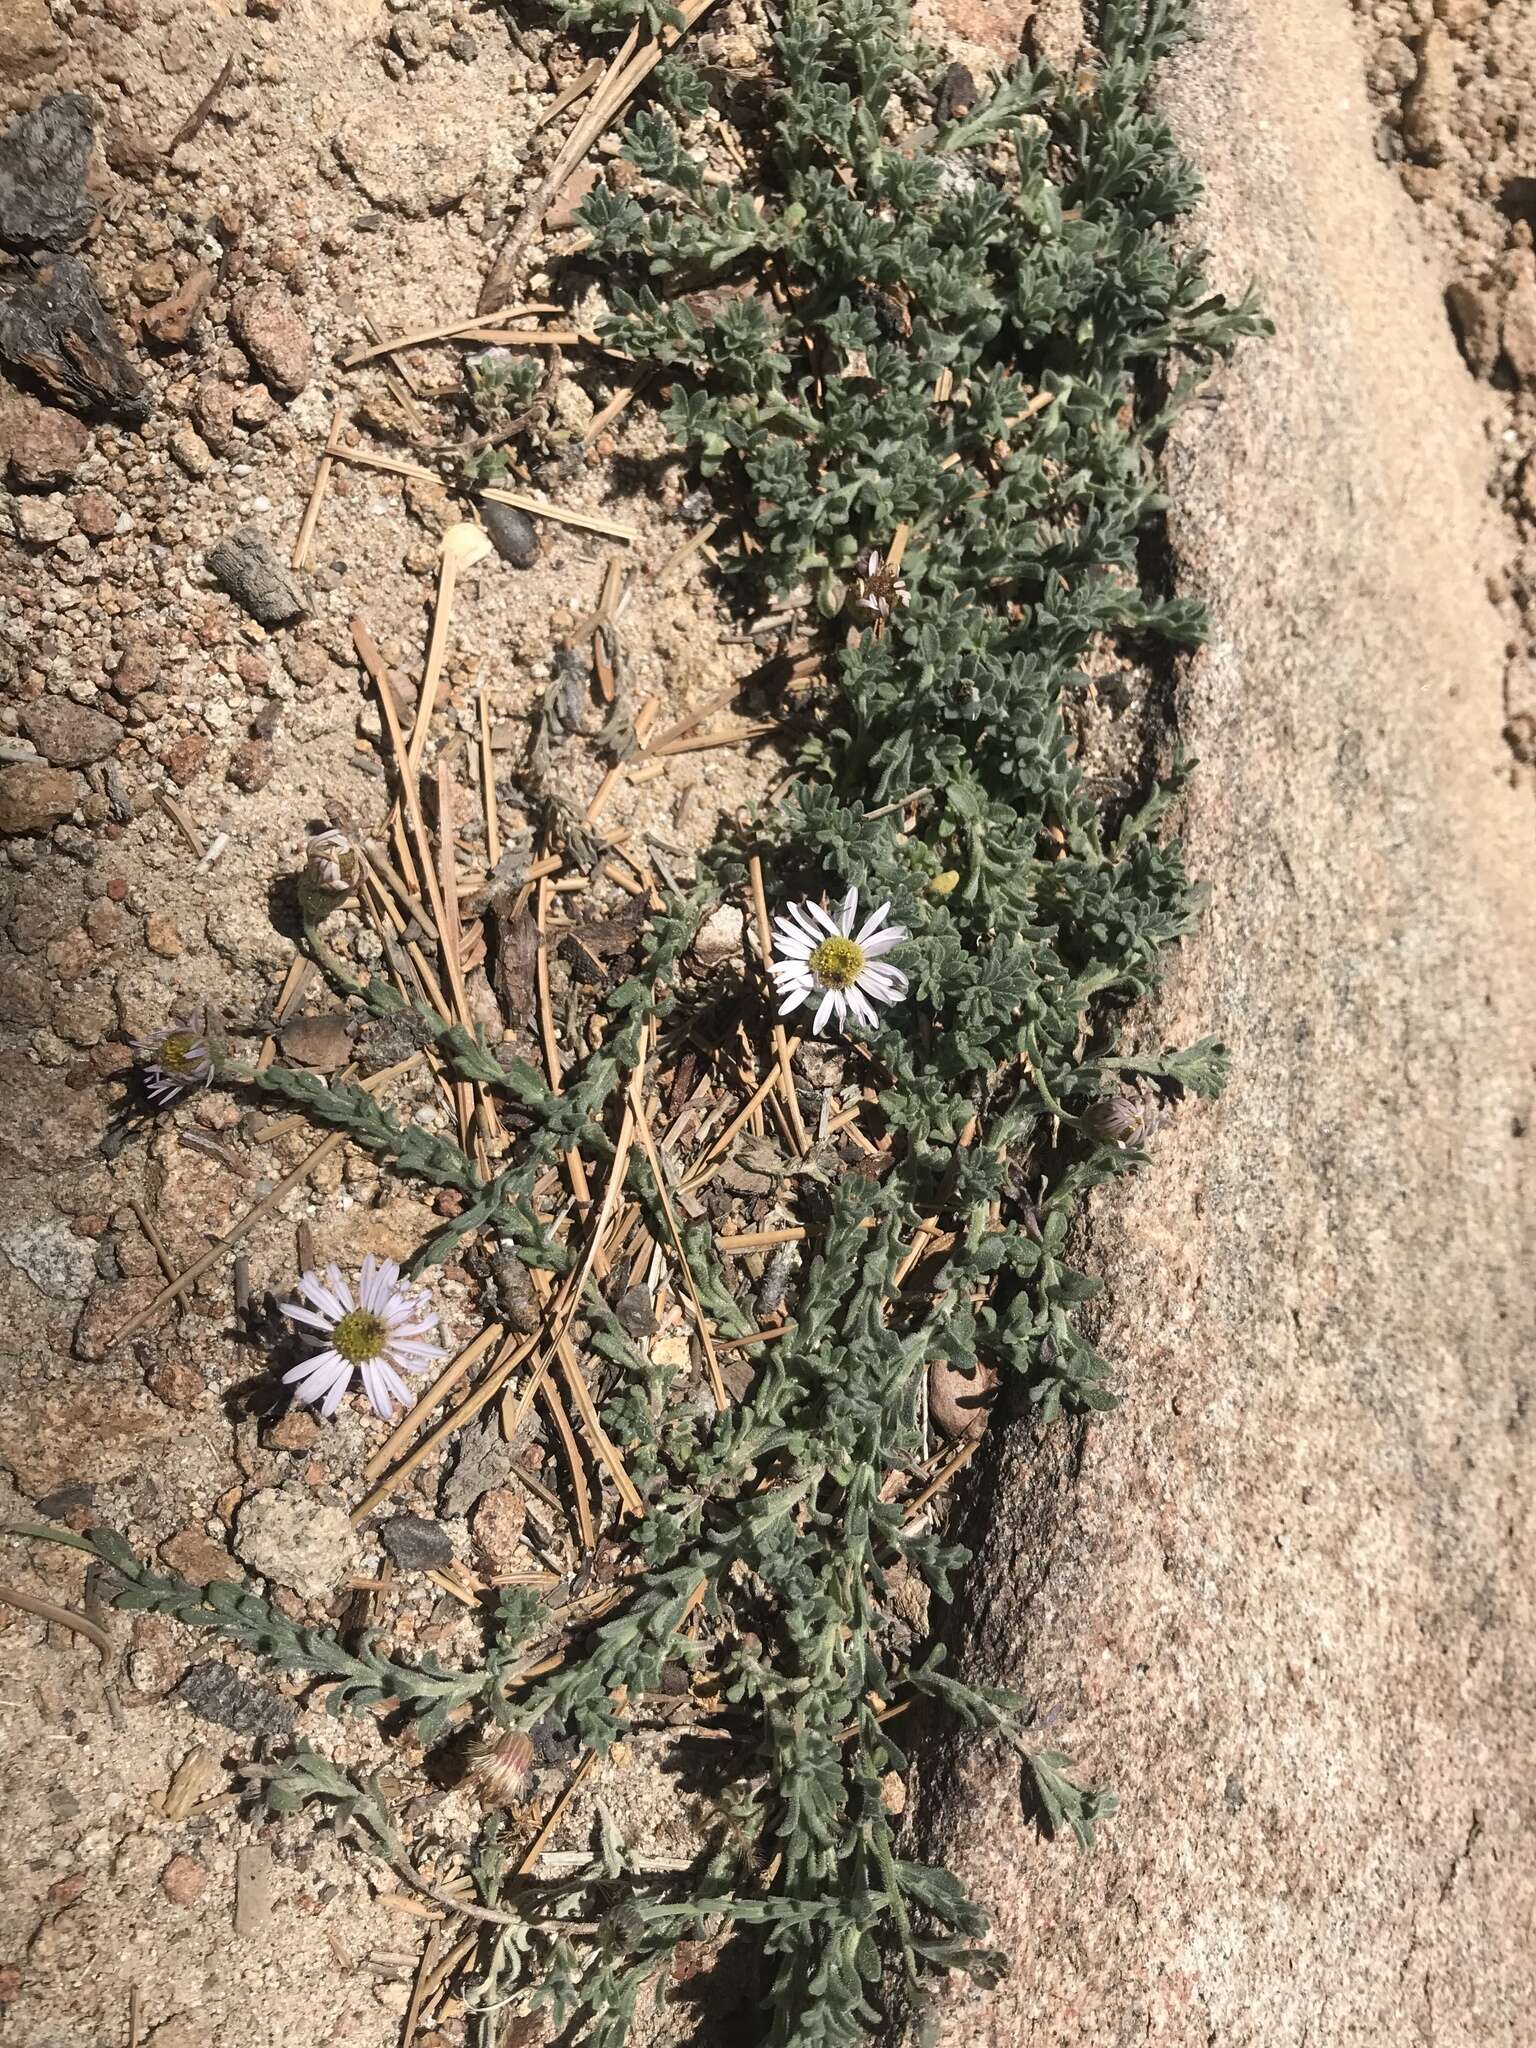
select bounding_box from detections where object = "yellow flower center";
[807,934,866,991]
[332,1308,388,1364]
[158,1031,200,1075]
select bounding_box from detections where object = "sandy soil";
[0,1,788,2042]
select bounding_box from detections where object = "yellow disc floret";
[158,1031,201,1075]
[807,934,866,991]
[331,1308,388,1364]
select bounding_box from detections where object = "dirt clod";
[469,1485,526,1569]
[234,1484,361,1600]
[3,394,88,486]
[146,1358,205,1411]
[20,701,120,767]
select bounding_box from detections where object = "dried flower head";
[1078,1093,1154,1149]
[847,546,908,624]
[134,1023,213,1107]
[280,1255,444,1420]
[771,886,908,1036]
[467,1727,535,1806]
[299,829,359,912]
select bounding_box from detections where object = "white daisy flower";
[279,1255,445,1420]
[135,1023,213,1107]
[770,885,909,1036]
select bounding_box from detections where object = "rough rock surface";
[233,1485,361,1601]
[20,699,121,766]
[913,4,1536,2042]
[227,283,312,397]
[0,760,81,833]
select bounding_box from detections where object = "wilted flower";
[467,1727,535,1806]
[1078,1093,1153,1149]
[280,1255,444,1419]
[847,546,908,624]
[135,1023,213,1107]
[771,885,908,1036]
[299,828,359,913]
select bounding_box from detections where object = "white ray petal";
[299,1274,346,1320]
[375,1361,414,1412]
[280,1302,333,1334]
[387,1340,444,1367]
[859,963,907,996]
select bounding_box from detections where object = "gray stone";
[0,1214,96,1299]
[481,499,539,568]
[175,1661,298,1739]
[378,1513,454,1572]
[206,526,308,626]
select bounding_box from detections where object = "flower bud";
[1078,1094,1150,1148]
[299,829,359,916]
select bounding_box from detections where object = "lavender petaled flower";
[279,1255,445,1420]
[134,1023,213,1107]
[770,885,908,1037]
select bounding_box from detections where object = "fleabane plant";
[29,4,1267,2045]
